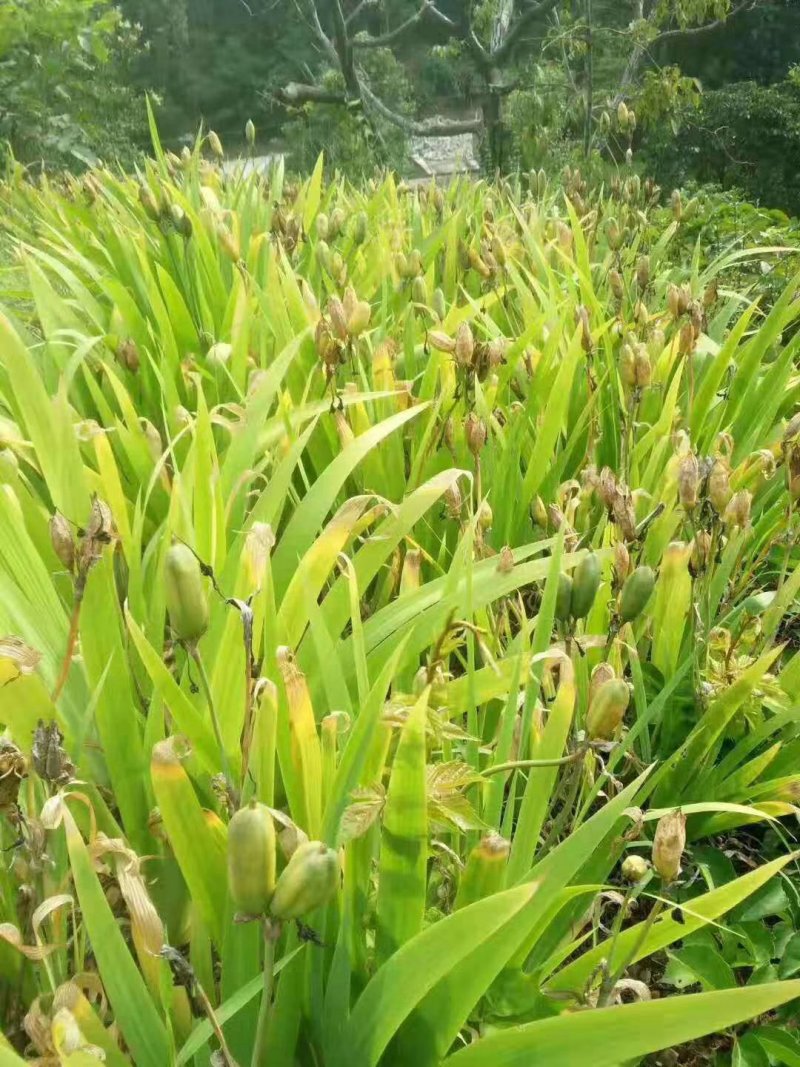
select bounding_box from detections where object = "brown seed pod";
[455,322,475,368]
[50,512,76,573]
[464,412,487,457]
[652,810,686,884]
[677,453,699,512]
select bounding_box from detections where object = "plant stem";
[483,751,584,776]
[52,573,86,702]
[252,920,277,1067]
[191,646,237,804]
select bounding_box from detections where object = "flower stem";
[252,920,277,1067]
[191,646,237,804]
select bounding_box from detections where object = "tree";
[276,0,770,172]
[0,0,144,167]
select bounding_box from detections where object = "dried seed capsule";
[652,809,686,884]
[227,801,277,916]
[619,343,636,387]
[690,530,712,575]
[636,255,650,292]
[50,512,76,573]
[454,834,510,910]
[621,854,649,884]
[707,459,731,515]
[606,217,622,250]
[677,452,699,512]
[455,322,475,368]
[164,541,209,644]
[586,677,630,741]
[588,662,616,708]
[619,566,655,623]
[328,297,348,341]
[724,489,751,529]
[269,840,339,921]
[464,412,486,457]
[667,284,681,318]
[613,541,631,584]
[634,344,651,388]
[555,572,573,622]
[570,552,601,620]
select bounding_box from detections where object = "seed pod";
[678,321,695,356]
[171,204,192,239]
[164,541,209,644]
[227,801,276,916]
[208,131,223,159]
[432,287,446,322]
[652,810,686,884]
[455,322,475,368]
[491,235,507,267]
[636,255,650,292]
[327,297,348,341]
[723,489,751,529]
[619,565,655,623]
[703,279,718,310]
[617,101,630,130]
[412,275,428,305]
[50,512,76,573]
[690,530,712,576]
[609,269,624,301]
[621,854,649,884]
[477,500,493,530]
[570,552,601,620]
[586,677,630,740]
[467,247,491,278]
[444,481,462,519]
[428,330,455,354]
[464,412,486,457]
[347,300,371,337]
[555,572,573,622]
[269,840,339,921]
[625,147,634,167]
[455,834,510,910]
[329,207,345,238]
[181,146,192,167]
[139,183,160,221]
[614,541,631,585]
[667,284,681,318]
[394,252,409,278]
[118,338,140,373]
[707,459,731,515]
[670,189,682,221]
[677,453,699,512]
[316,213,330,240]
[316,239,331,274]
[619,343,636,387]
[588,662,616,708]
[634,344,651,388]
[606,217,622,250]
[351,210,367,244]
[678,284,692,316]
[245,119,256,146]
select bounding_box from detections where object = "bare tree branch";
[352,0,456,47]
[345,0,376,25]
[490,0,561,62]
[361,83,482,135]
[275,82,348,105]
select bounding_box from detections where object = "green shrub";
[640,78,800,216]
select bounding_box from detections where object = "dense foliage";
[1,133,800,1064]
[641,77,800,217]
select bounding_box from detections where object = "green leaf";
[445,981,800,1066]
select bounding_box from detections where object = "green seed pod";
[412,275,428,305]
[454,834,510,910]
[227,801,277,916]
[555,572,573,622]
[245,119,256,146]
[269,840,339,921]
[621,854,649,884]
[432,287,446,322]
[208,130,224,159]
[619,565,655,623]
[570,552,600,620]
[586,677,629,740]
[316,213,330,241]
[352,211,367,244]
[164,542,209,643]
[329,207,346,238]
